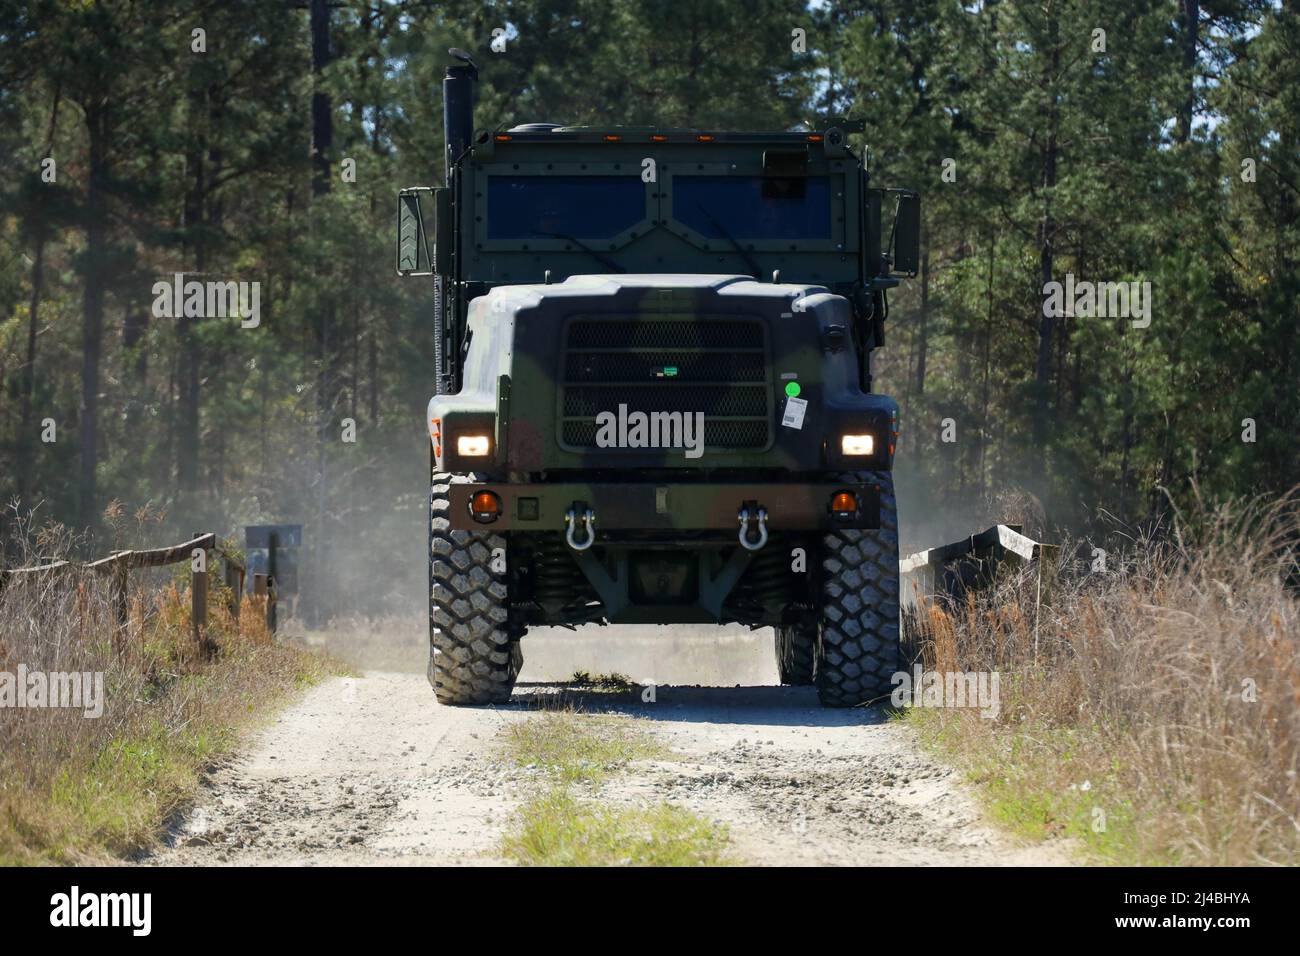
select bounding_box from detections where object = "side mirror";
[397,187,443,276]
[890,191,920,277]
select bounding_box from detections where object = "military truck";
[397,52,920,708]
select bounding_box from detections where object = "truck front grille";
[558,317,772,452]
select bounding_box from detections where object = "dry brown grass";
[0,512,338,864]
[904,492,1300,865]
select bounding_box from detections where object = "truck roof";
[492,125,848,148]
[476,272,828,298]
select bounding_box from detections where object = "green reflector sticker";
[785,381,801,397]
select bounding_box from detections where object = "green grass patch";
[502,789,731,866]
[501,710,667,786]
[905,706,1143,864]
[498,709,729,866]
[0,639,342,866]
[568,670,635,691]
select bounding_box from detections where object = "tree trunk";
[914,249,929,396]
[309,0,335,626]
[1176,0,1200,145]
[122,304,148,436]
[979,232,994,494]
[1269,65,1297,488]
[18,234,46,504]
[78,99,109,530]
[177,85,205,493]
[368,331,379,423]
[1033,28,1060,450]
[19,87,61,505]
[310,0,334,197]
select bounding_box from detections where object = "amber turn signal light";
[470,491,502,522]
[831,491,857,515]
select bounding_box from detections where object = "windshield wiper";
[534,230,626,273]
[695,203,762,279]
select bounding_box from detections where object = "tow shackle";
[564,507,596,551]
[737,506,769,551]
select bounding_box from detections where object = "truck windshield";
[673,175,832,240]
[487,175,643,240]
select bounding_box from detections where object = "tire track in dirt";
[146,628,1070,866]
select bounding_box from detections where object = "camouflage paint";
[418,123,914,625]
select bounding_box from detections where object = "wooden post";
[112,561,129,649]
[266,575,278,635]
[1032,543,1060,661]
[223,558,241,620]
[253,572,269,633]
[223,560,234,611]
[267,531,280,635]
[192,548,209,654]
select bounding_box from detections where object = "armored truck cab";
[398,53,920,707]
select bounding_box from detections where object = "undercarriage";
[507,528,820,628]
[428,468,900,708]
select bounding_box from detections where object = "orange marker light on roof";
[603,133,622,142]
[806,133,824,142]
[651,134,669,142]
[696,134,715,142]
[494,133,512,142]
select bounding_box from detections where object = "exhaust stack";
[443,48,478,183]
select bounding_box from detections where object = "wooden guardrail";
[0,532,274,653]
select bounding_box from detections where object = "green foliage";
[501,710,667,786]
[497,709,727,866]
[0,0,1296,576]
[501,788,732,866]
[842,0,1299,530]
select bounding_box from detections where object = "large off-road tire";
[815,470,900,708]
[428,471,522,705]
[774,623,816,686]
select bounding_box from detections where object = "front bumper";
[447,481,882,532]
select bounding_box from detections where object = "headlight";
[840,433,874,456]
[457,434,491,456]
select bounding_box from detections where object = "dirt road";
[148,625,1069,866]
